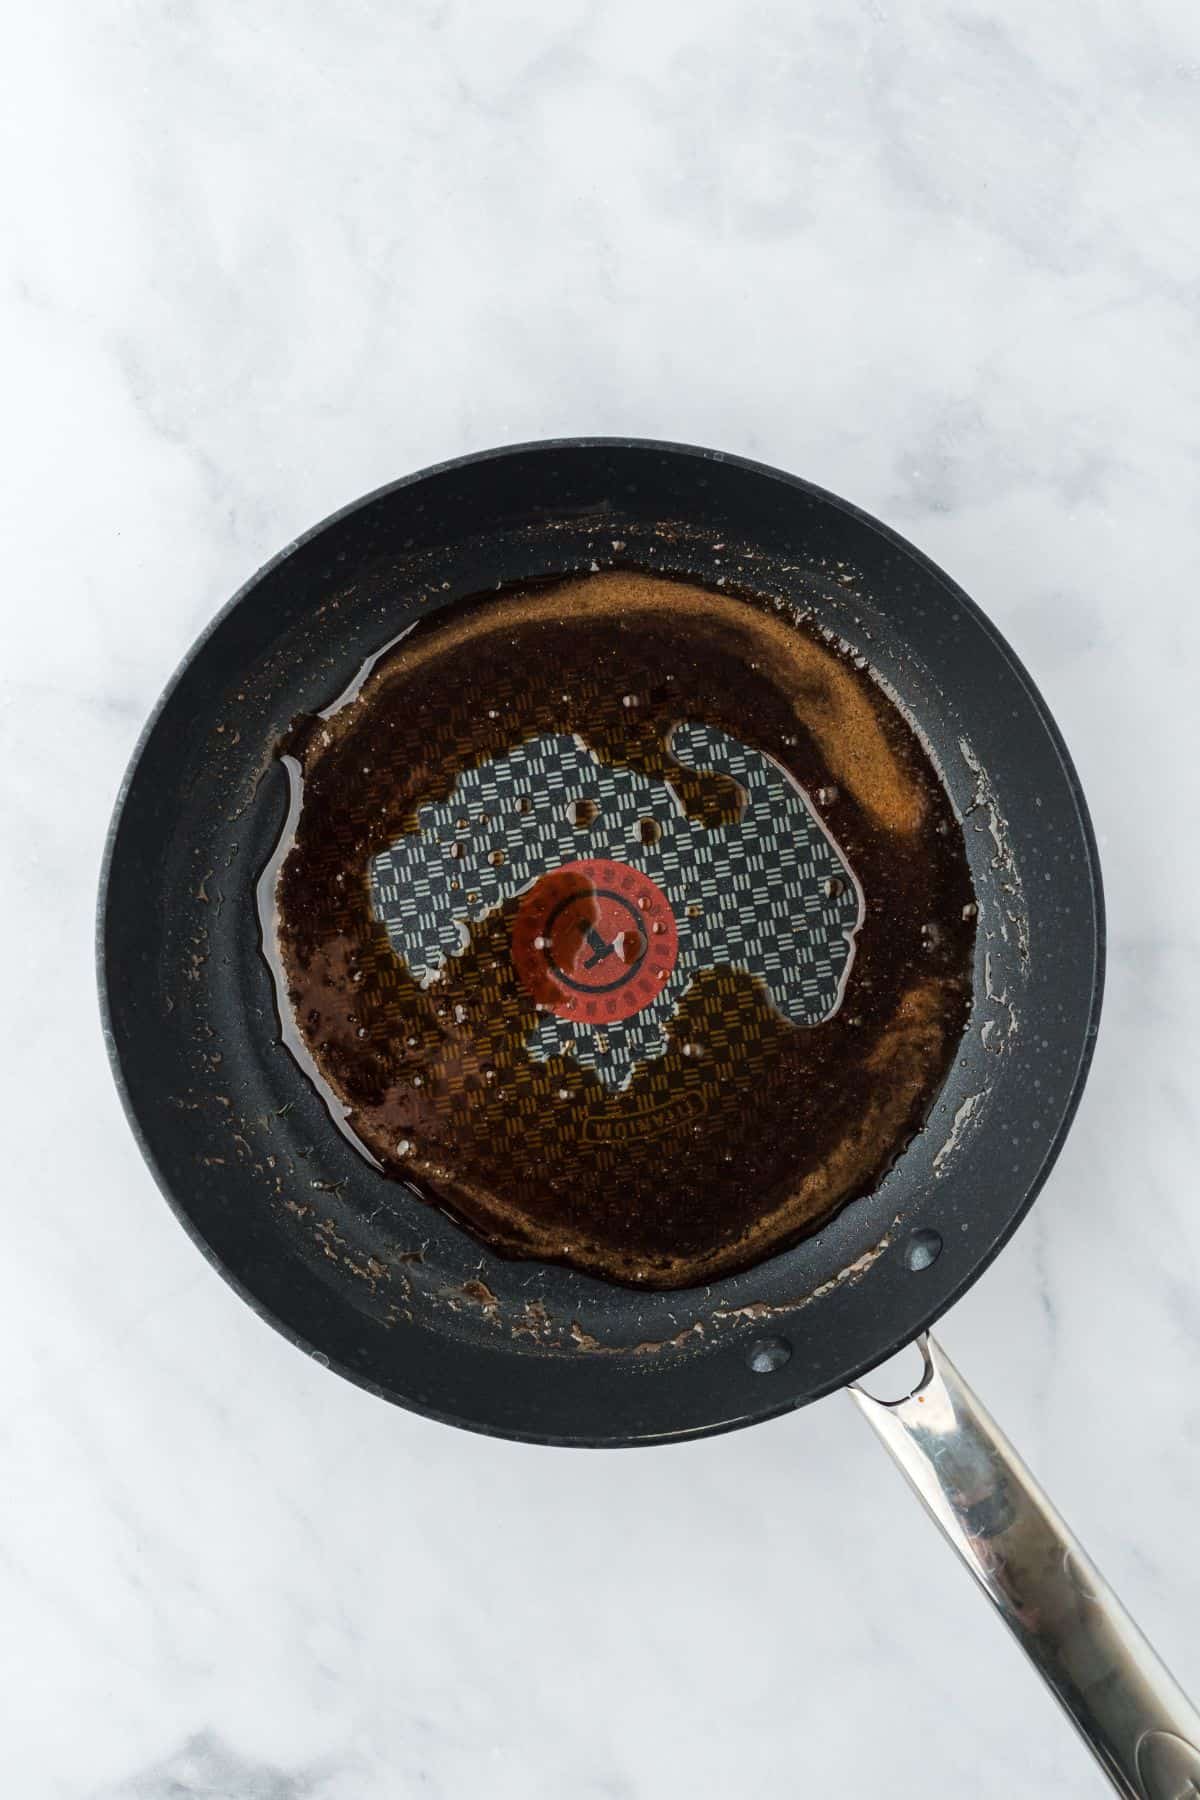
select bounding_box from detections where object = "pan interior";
[265,567,977,1293]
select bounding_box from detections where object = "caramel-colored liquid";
[272,572,975,1288]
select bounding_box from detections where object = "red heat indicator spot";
[512,859,679,1023]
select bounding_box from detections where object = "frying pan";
[99,439,1200,1795]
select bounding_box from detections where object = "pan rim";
[97,436,1105,1445]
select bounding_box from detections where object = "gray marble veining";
[4,3,1200,1796]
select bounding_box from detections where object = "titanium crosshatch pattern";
[369,723,863,1088]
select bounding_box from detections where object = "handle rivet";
[904,1228,943,1272]
[747,1337,792,1374]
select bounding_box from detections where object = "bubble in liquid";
[489,849,506,867]
[396,1138,412,1155]
[570,797,598,829]
[638,817,662,846]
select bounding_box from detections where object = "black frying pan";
[99,441,1200,1794]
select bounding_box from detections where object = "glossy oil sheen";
[269,569,976,1288]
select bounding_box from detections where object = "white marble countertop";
[5,5,1200,1796]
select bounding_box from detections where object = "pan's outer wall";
[99,440,1104,1445]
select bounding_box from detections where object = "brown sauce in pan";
[268,571,976,1288]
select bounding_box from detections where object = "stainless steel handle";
[851,1335,1200,1799]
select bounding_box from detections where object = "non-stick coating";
[99,440,1103,1445]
